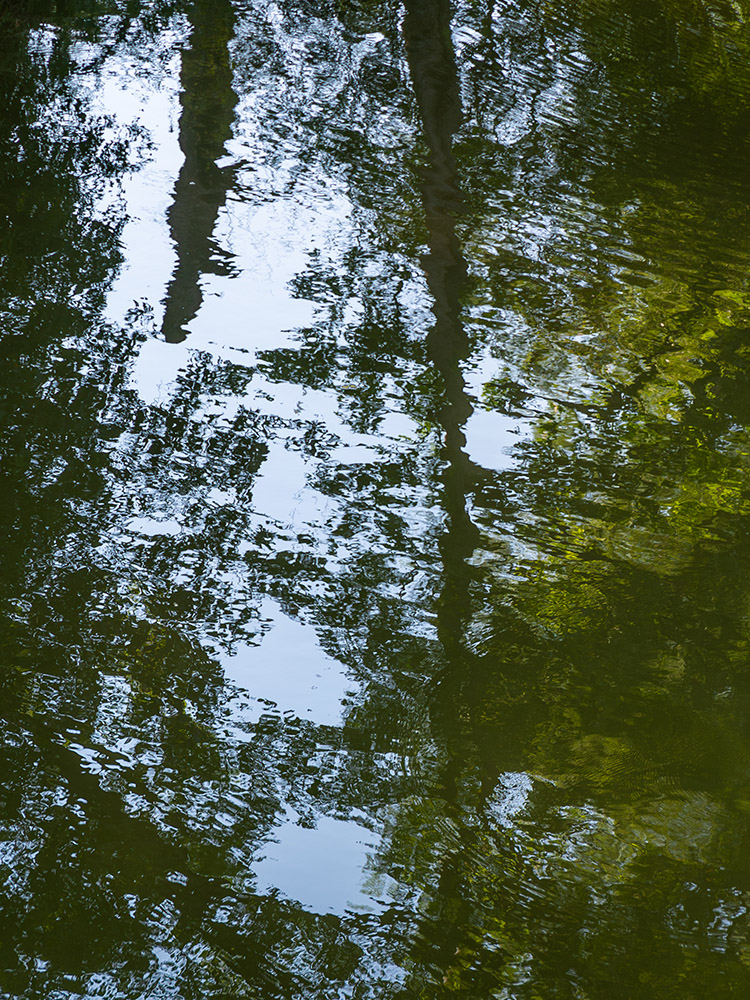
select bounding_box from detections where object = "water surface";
[2,0,750,996]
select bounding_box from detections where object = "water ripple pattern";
[1,0,750,997]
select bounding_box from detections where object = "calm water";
[2,0,750,996]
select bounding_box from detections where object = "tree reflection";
[403,0,479,599]
[162,0,238,343]
[3,0,750,997]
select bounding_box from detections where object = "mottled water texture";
[2,0,750,996]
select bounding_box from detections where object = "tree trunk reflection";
[162,0,238,343]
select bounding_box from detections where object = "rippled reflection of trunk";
[401,3,481,975]
[402,0,478,647]
[161,0,237,343]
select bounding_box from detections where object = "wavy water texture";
[1,0,750,997]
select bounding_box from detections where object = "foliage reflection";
[1,0,750,997]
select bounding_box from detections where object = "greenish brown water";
[2,0,750,996]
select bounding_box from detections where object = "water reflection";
[162,0,238,342]
[403,0,478,563]
[3,0,750,997]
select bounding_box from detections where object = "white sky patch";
[463,407,523,472]
[253,810,392,914]
[221,597,351,727]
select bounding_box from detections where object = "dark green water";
[2,0,750,995]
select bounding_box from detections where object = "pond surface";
[2,0,750,996]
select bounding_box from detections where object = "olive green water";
[2,0,750,996]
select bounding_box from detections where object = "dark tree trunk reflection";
[398,3,485,978]
[161,0,238,343]
[403,0,478,570]
[402,0,479,673]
